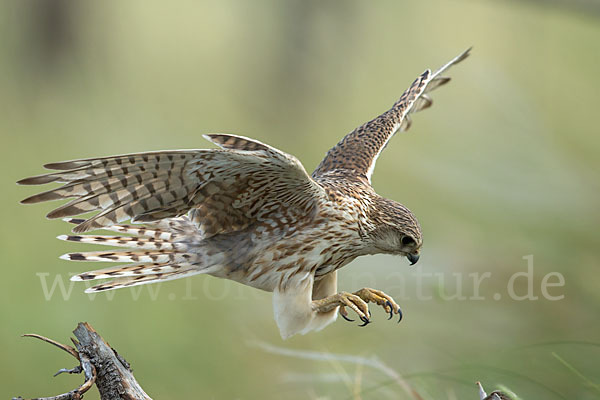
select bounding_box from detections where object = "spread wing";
[313,48,471,183]
[18,133,326,234]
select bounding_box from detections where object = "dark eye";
[401,236,415,246]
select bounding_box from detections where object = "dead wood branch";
[13,322,152,400]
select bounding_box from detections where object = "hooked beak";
[407,253,419,266]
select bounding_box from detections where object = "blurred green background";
[2,1,599,399]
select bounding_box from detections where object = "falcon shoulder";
[313,48,471,183]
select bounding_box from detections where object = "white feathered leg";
[272,271,339,339]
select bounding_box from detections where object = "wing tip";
[20,196,36,204]
[64,218,86,225]
[16,177,35,186]
[456,46,473,62]
[46,209,65,219]
[17,175,56,186]
[449,46,472,66]
[432,47,473,78]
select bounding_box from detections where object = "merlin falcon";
[19,49,470,339]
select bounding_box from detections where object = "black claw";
[397,307,403,323]
[341,313,354,322]
[385,301,394,320]
[358,316,370,327]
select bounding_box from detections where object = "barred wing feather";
[313,48,471,183]
[19,134,326,235]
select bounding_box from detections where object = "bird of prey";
[19,49,469,339]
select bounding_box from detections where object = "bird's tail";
[60,217,212,293]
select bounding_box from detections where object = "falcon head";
[367,197,422,265]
